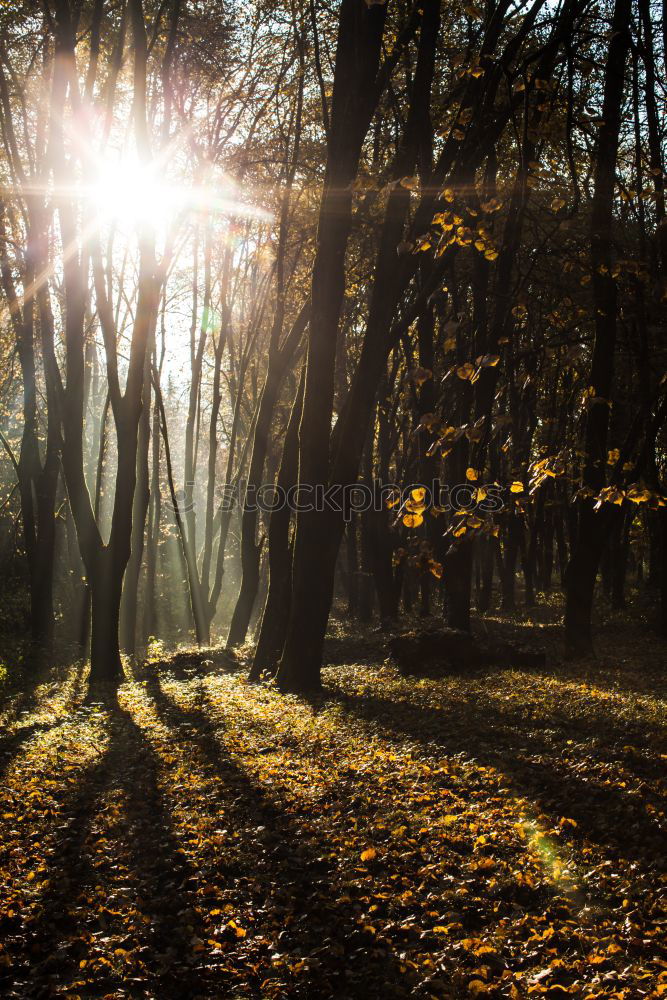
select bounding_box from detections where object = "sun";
[86,154,272,229]
[86,154,186,228]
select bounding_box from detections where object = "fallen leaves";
[0,613,664,999]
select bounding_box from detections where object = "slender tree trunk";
[143,395,161,640]
[565,0,631,655]
[251,372,304,679]
[120,355,152,654]
[611,507,630,609]
[501,514,521,611]
[345,518,359,618]
[660,507,667,637]
[477,536,496,612]
[227,305,307,647]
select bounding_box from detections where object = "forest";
[0,0,665,997]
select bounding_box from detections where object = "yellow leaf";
[411,366,433,386]
[481,197,502,212]
[360,847,377,862]
[466,467,479,481]
[403,512,424,529]
[510,481,524,493]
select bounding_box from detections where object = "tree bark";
[565,0,631,655]
[277,0,389,692]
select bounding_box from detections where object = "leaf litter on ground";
[0,608,665,999]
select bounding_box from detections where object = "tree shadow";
[322,685,665,872]
[13,698,212,1000]
[142,665,411,999]
[470,612,667,699]
[1,657,87,746]
[0,719,62,782]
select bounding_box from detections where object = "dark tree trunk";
[554,506,567,588]
[541,488,555,592]
[477,536,496,612]
[501,513,521,612]
[345,518,359,618]
[523,513,536,608]
[565,0,631,655]
[358,511,375,623]
[369,510,400,621]
[89,552,124,687]
[611,508,630,610]
[277,0,390,692]
[445,540,473,632]
[0,206,60,659]
[661,507,667,637]
[251,373,305,679]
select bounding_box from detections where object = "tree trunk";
[445,540,473,632]
[501,513,520,611]
[661,507,667,637]
[89,552,124,687]
[227,306,306,647]
[278,1,442,691]
[565,0,630,655]
[277,0,389,692]
[120,357,152,655]
[477,536,496,612]
[251,373,304,679]
[611,507,630,609]
[345,518,359,618]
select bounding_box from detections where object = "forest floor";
[0,599,665,999]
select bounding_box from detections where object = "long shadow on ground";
[325,685,665,872]
[6,700,210,1000]
[142,666,411,1000]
